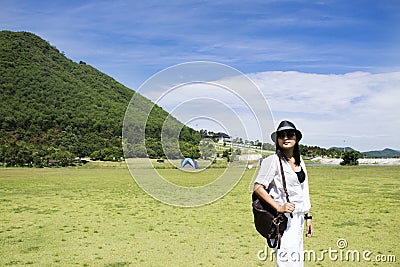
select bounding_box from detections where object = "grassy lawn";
[0,164,399,266]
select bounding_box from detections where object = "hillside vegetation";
[363,148,400,158]
[0,31,200,167]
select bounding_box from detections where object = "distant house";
[215,132,231,144]
[200,132,231,144]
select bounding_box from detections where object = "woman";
[254,120,313,266]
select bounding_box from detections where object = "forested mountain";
[363,148,400,158]
[0,31,200,167]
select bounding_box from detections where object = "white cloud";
[247,71,400,151]
[131,62,275,143]
[140,70,400,151]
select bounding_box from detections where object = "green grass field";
[0,164,399,266]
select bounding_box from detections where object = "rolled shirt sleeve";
[254,154,279,187]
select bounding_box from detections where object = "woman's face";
[277,130,297,150]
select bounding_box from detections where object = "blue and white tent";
[180,158,199,169]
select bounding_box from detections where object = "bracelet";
[304,215,313,220]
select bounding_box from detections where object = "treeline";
[216,140,364,165]
[0,31,201,167]
[233,137,357,159]
[298,145,348,158]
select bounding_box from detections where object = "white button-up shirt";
[254,153,311,213]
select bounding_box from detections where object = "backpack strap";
[278,153,292,218]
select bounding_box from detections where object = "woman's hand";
[277,202,295,213]
[305,218,313,238]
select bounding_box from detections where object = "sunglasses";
[277,130,296,139]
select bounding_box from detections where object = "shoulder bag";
[252,154,291,249]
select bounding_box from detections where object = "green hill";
[0,31,200,167]
[363,148,400,158]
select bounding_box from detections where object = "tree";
[340,150,363,166]
[198,139,216,159]
[45,146,74,167]
[222,148,231,158]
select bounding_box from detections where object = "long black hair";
[276,139,301,166]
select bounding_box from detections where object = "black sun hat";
[271,120,302,143]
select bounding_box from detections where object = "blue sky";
[2,0,400,151]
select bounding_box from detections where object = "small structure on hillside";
[215,132,231,144]
[200,132,231,144]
